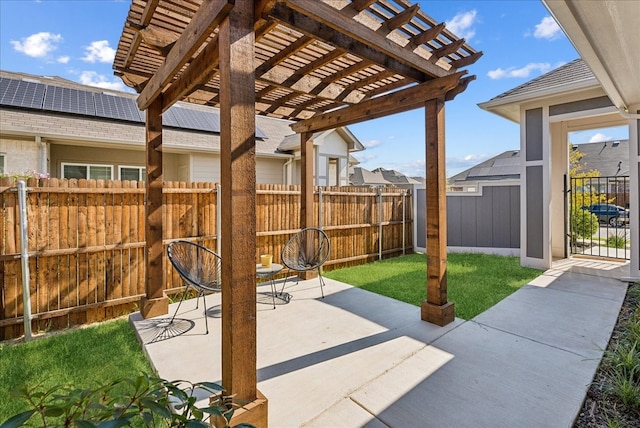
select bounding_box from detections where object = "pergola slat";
[137,0,235,110]
[291,72,464,133]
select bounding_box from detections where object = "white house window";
[62,163,113,180]
[0,154,5,175]
[119,166,146,181]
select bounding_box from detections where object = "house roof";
[276,127,365,153]
[350,166,420,186]
[448,150,521,182]
[0,70,295,156]
[450,139,630,183]
[478,59,601,122]
[349,167,390,186]
[372,167,422,184]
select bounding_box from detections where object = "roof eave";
[542,0,633,111]
[478,78,600,123]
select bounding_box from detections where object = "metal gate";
[568,175,631,260]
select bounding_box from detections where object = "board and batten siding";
[416,184,520,253]
[190,153,287,184]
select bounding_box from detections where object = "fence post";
[318,187,323,229]
[17,180,32,341]
[402,189,406,256]
[378,187,383,260]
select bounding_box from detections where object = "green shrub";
[2,374,254,428]
[570,209,599,242]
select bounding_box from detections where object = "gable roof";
[350,167,420,186]
[478,59,601,122]
[450,139,630,183]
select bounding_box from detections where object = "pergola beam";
[137,0,235,111]
[269,2,437,82]
[291,72,464,133]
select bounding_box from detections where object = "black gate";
[568,175,630,260]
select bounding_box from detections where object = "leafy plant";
[2,374,254,428]
[606,231,629,249]
[570,208,599,242]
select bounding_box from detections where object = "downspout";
[282,155,294,185]
[36,136,49,175]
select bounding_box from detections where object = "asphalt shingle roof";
[489,59,596,102]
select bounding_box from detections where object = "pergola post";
[421,97,454,326]
[299,131,318,280]
[217,1,267,426]
[300,131,314,230]
[141,97,168,318]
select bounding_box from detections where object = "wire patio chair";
[167,240,222,334]
[280,227,330,298]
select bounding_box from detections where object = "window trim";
[61,162,114,180]
[118,165,146,181]
[0,154,5,175]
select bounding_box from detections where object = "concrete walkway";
[130,258,631,427]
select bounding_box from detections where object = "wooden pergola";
[113,0,480,425]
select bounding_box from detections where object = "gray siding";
[549,96,613,116]
[416,185,520,249]
[525,108,543,161]
[526,166,544,258]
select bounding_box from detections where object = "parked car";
[583,204,630,226]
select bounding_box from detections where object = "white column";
[627,105,640,280]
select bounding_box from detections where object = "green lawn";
[0,319,153,423]
[324,252,542,320]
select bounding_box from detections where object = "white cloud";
[353,153,377,164]
[487,62,551,79]
[534,16,562,40]
[57,56,70,64]
[11,32,62,58]
[82,40,116,63]
[388,159,426,178]
[446,10,478,41]
[589,132,613,143]
[363,139,383,149]
[79,71,125,91]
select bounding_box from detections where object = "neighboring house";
[349,166,422,188]
[0,70,364,185]
[449,139,630,190]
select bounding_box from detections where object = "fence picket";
[0,179,412,339]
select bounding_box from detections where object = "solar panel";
[169,106,218,132]
[0,78,46,109]
[160,107,181,128]
[43,86,95,116]
[94,93,143,122]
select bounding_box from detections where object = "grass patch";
[0,319,152,423]
[324,252,542,320]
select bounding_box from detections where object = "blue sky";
[0,0,628,177]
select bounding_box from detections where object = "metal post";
[17,180,32,341]
[318,187,323,229]
[378,187,383,260]
[402,190,406,255]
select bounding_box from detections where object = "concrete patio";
[130,258,631,427]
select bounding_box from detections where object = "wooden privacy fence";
[0,178,412,339]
